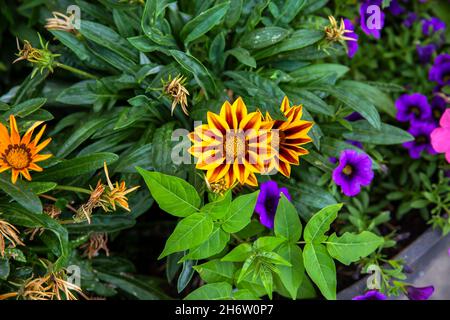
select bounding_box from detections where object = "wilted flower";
[431,109,450,163]
[205,176,230,195]
[405,285,434,300]
[260,97,313,177]
[352,290,387,300]
[332,150,374,197]
[395,93,432,123]
[0,218,24,257]
[403,121,437,159]
[0,115,52,184]
[81,233,110,259]
[416,44,436,64]
[26,204,61,240]
[359,0,385,39]
[45,12,77,33]
[324,16,358,44]
[13,35,60,77]
[163,74,190,116]
[255,181,291,229]
[75,181,105,223]
[422,17,446,36]
[429,54,450,86]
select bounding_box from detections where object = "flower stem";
[55,185,92,195]
[53,62,98,79]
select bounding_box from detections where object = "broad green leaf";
[159,213,214,258]
[222,191,259,233]
[303,203,343,243]
[260,265,273,299]
[232,289,261,300]
[274,195,302,243]
[35,153,118,181]
[201,191,231,219]
[194,260,236,283]
[283,87,334,116]
[180,2,230,45]
[137,169,201,217]
[253,236,285,251]
[184,282,232,300]
[303,243,336,300]
[182,226,230,261]
[343,120,414,145]
[326,231,384,265]
[276,243,304,300]
[290,64,349,85]
[0,174,42,213]
[221,243,252,262]
[276,0,307,24]
[240,27,290,50]
[226,48,256,68]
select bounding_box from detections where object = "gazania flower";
[332,149,374,197]
[255,181,291,229]
[324,16,358,43]
[45,12,77,33]
[188,97,273,189]
[0,115,52,184]
[261,97,313,177]
[163,74,190,116]
[0,218,24,257]
[352,290,387,300]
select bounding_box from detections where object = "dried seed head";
[163,74,190,116]
[324,16,357,42]
[0,218,24,257]
[80,232,110,259]
[45,12,77,33]
[74,181,105,224]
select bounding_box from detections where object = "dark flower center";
[409,106,420,116]
[416,135,428,144]
[343,165,353,176]
[264,194,280,217]
[433,109,442,119]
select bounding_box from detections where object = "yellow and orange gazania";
[261,97,313,177]
[0,115,52,184]
[188,97,273,189]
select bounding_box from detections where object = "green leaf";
[184,282,232,300]
[276,243,304,300]
[182,226,230,261]
[0,173,42,213]
[303,203,343,243]
[0,258,10,280]
[201,191,231,219]
[65,215,135,234]
[326,231,384,265]
[159,213,214,258]
[4,97,46,118]
[194,260,236,283]
[240,27,290,50]
[303,243,336,300]
[253,236,285,251]
[180,2,230,45]
[259,265,273,299]
[177,258,197,293]
[35,153,118,181]
[290,64,349,85]
[221,243,252,262]
[222,191,259,233]
[137,169,201,217]
[343,120,415,145]
[274,195,302,243]
[226,48,256,68]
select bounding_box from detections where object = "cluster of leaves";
[0,0,441,300]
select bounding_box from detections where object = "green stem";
[53,62,98,79]
[55,185,92,195]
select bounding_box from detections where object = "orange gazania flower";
[188,97,273,189]
[0,115,52,184]
[261,97,313,177]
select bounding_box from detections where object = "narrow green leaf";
[343,120,415,145]
[0,174,42,213]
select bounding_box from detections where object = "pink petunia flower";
[431,109,450,163]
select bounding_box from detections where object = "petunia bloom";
[388,0,405,16]
[255,181,291,229]
[430,95,448,123]
[0,115,52,184]
[405,285,434,300]
[343,19,359,58]
[332,150,374,197]
[359,0,385,39]
[403,12,417,28]
[352,290,387,300]
[416,44,436,64]
[422,17,446,36]
[430,109,450,163]
[395,93,432,123]
[403,121,437,159]
[429,54,450,86]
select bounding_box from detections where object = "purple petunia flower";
[332,150,374,197]
[353,290,387,300]
[343,19,359,58]
[329,140,363,164]
[359,0,385,39]
[255,181,291,229]
[345,112,363,121]
[395,93,432,123]
[422,17,446,36]
[431,95,448,123]
[405,285,434,300]
[388,0,405,16]
[403,12,417,28]
[416,44,436,64]
[429,54,450,86]
[403,121,438,159]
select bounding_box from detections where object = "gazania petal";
[9,115,20,145]
[232,97,248,122]
[33,138,52,154]
[32,153,52,163]
[207,112,229,134]
[11,170,19,184]
[220,101,238,129]
[21,169,32,181]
